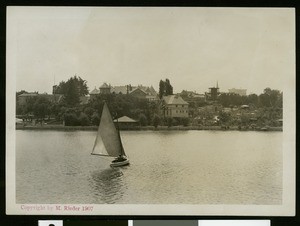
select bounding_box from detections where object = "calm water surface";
[16,130,282,204]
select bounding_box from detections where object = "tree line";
[218,88,282,109]
[16,75,282,127]
[16,76,164,126]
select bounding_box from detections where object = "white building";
[228,88,247,96]
[161,95,189,118]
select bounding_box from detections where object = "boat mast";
[116,116,126,156]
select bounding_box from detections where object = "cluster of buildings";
[89,83,159,102]
[205,83,247,101]
[89,83,190,118]
[17,81,248,120]
[17,92,63,106]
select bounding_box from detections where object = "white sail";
[92,102,123,157]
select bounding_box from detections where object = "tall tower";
[52,85,58,94]
[208,82,220,101]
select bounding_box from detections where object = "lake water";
[16,130,282,205]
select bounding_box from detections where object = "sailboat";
[91,102,129,167]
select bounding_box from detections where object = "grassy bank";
[16,124,282,132]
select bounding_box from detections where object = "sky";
[7,7,295,95]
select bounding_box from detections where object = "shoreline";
[16,124,283,132]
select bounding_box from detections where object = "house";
[111,85,128,94]
[113,115,138,128]
[130,87,148,99]
[140,85,159,102]
[17,93,39,105]
[100,82,111,94]
[89,87,100,100]
[180,90,206,105]
[161,95,189,118]
[97,82,159,101]
[17,93,63,106]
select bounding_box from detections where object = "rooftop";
[90,87,100,95]
[111,86,128,94]
[114,116,138,123]
[163,95,189,105]
[100,82,110,88]
[18,93,39,97]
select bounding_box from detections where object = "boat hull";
[110,159,130,167]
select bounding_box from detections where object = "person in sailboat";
[112,154,127,163]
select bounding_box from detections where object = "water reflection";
[89,167,126,204]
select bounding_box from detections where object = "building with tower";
[92,82,159,102]
[205,82,220,101]
[100,82,111,94]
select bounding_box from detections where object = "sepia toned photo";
[6,7,295,215]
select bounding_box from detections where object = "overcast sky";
[7,7,294,95]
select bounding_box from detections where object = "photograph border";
[3,2,297,219]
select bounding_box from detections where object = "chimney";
[52,85,58,94]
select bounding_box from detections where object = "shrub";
[91,112,100,125]
[181,117,190,126]
[64,113,79,126]
[164,117,174,127]
[152,114,161,128]
[139,113,148,126]
[78,112,90,126]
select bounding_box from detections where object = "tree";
[165,79,173,95]
[159,80,165,99]
[91,112,100,125]
[248,94,259,107]
[159,78,173,99]
[241,114,250,126]
[152,114,161,128]
[259,93,271,107]
[64,78,80,106]
[180,117,190,126]
[32,96,51,120]
[56,75,89,106]
[16,90,28,96]
[276,92,283,108]
[164,117,178,127]
[180,90,189,99]
[78,112,90,126]
[138,113,148,126]
[55,81,67,95]
[258,88,282,108]
[268,89,281,107]
[218,111,231,125]
[84,107,94,119]
[64,112,79,126]
[49,103,62,121]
